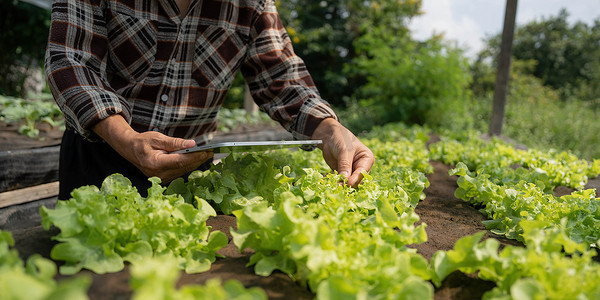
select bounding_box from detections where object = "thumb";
[160,136,196,152]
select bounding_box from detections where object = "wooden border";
[0,181,59,209]
[0,146,60,193]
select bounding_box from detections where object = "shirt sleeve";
[240,0,338,140]
[45,0,131,140]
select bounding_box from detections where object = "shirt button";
[160,94,169,102]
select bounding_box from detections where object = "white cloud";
[409,0,600,58]
[410,0,494,57]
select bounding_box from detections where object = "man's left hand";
[312,118,375,187]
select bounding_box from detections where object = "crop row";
[3,123,600,299]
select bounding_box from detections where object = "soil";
[0,121,63,151]
[3,123,597,299]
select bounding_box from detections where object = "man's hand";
[312,118,375,187]
[92,115,213,183]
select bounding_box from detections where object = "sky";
[409,0,600,58]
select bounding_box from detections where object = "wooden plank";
[0,146,60,193]
[0,181,59,208]
[490,0,518,136]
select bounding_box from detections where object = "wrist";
[311,118,340,141]
[311,118,343,148]
[92,115,138,152]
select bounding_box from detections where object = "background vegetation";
[0,0,50,98]
[2,0,600,160]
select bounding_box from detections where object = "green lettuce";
[40,174,227,275]
[0,230,91,300]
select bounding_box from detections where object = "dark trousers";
[58,130,211,199]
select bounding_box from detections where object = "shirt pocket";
[192,25,249,91]
[106,12,158,82]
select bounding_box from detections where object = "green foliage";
[217,108,276,133]
[169,131,435,299]
[430,133,600,191]
[277,0,422,106]
[431,228,600,300]
[0,0,50,97]
[430,131,600,299]
[452,56,600,160]
[130,256,267,300]
[501,97,600,161]
[14,122,600,298]
[454,85,600,160]
[450,161,600,243]
[0,93,64,138]
[345,26,471,130]
[222,72,246,109]
[431,131,600,246]
[475,9,600,101]
[466,10,600,160]
[40,174,228,275]
[0,230,91,300]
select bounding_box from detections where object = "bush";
[344,25,471,131]
[455,61,600,160]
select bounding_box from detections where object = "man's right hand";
[92,115,213,184]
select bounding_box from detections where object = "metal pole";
[489,0,518,136]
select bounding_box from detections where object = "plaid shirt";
[45,0,337,144]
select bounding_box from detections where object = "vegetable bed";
[3,123,600,299]
[5,159,502,299]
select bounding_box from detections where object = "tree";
[276,0,422,107]
[474,9,600,101]
[345,25,471,129]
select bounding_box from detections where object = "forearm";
[91,114,138,158]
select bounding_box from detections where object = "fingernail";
[340,171,349,178]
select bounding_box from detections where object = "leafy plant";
[0,230,91,300]
[428,130,600,299]
[217,108,276,133]
[0,93,64,138]
[40,174,228,275]
[31,122,600,299]
[432,227,600,299]
[130,256,267,300]
[169,132,435,299]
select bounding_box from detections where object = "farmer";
[45,0,374,199]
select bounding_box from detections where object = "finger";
[336,150,353,179]
[347,151,375,188]
[157,150,213,172]
[154,151,213,183]
[347,159,370,188]
[176,151,214,170]
[157,136,197,152]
